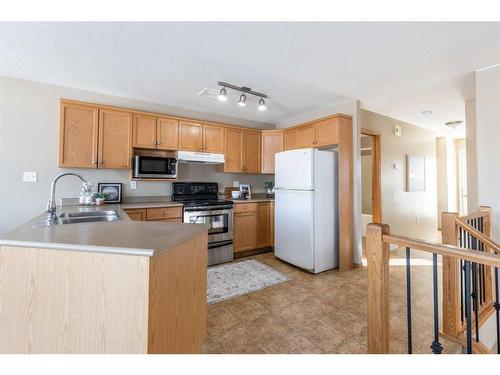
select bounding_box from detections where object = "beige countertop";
[0,204,208,257]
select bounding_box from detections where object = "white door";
[275,148,314,190]
[274,189,314,271]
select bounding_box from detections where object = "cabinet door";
[270,201,275,247]
[242,131,261,173]
[314,117,339,147]
[179,121,203,151]
[133,114,157,149]
[59,102,99,168]
[223,128,243,172]
[234,212,258,252]
[296,124,315,148]
[124,209,146,221]
[98,109,132,169]
[284,128,298,151]
[261,131,283,174]
[156,117,179,150]
[203,124,225,153]
[257,202,271,248]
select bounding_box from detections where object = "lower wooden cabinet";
[124,207,183,222]
[233,201,274,253]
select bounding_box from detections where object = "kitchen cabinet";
[124,208,147,221]
[133,115,179,150]
[124,206,183,222]
[59,102,131,169]
[283,118,339,151]
[261,130,283,173]
[98,109,132,169]
[242,131,261,173]
[233,201,274,253]
[179,121,224,153]
[203,124,225,153]
[59,102,99,168]
[220,129,261,173]
[156,117,179,150]
[284,128,298,151]
[257,202,271,248]
[179,121,203,151]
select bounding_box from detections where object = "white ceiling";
[1,22,500,135]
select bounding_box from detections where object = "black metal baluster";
[473,261,480,342]
[431,253,443,354]
[494,267,500,354]
[405,247,413,354]
[464,260,473,354]
[459,227,464,322]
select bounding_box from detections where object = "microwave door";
[134,156,177,178]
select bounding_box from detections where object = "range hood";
[177,151,225,164]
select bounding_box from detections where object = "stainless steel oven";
[184,204,233,266]
[172,182,234,266]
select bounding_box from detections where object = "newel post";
[366,223,390,354]
[441,212,461,337]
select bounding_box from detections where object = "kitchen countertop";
[0,204,208,257]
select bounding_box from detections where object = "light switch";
[23,171,37,182]
[130,181,137,190]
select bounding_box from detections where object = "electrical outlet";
[23,171,37,182]
[130,181,137,190]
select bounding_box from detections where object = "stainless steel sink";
[58,210,120,225]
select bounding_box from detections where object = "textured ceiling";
[1,22,500,134]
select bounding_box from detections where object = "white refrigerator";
[274,148,338,273]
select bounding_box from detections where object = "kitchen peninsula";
[0,204,208,354]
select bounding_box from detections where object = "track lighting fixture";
[217,81,268,111]
[238,94,247,106]
[258,98,266,110]
[217,87,227,101]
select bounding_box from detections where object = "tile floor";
[204,247,462,354]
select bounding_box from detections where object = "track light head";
[258,98,266,111]
[238,94,247,106]
[217,87,227,102]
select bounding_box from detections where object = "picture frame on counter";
[239,184,251,199]
[97,183,123,203]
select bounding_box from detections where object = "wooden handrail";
[455,218,499,254]
[382,233,500,268]
[457,211,489,222]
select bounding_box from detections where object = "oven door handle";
[208,240,234,249]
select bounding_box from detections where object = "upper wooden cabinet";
[219,129,261,173]
[98,109,132,169]
[179,121,203,151]
[222,128,243,172]
[242,131,261,173]
[314,117,339,147]
[156,117,179,150]
[133,115,179,150]
[132,114,157,149]
[261,130,283,174]
[284,116,340,151]
[202,124,225,153]
[59,101,130,169]
[59,102,99,168]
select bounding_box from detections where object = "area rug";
[207,259,291,304]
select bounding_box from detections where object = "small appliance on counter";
[172,182,234,266]
[133,155,177,179]
[265,181,275,198]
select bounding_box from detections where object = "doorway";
[360,129,382,225]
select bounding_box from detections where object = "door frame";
[360,128,382,223]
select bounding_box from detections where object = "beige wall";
[361,135,373,215]
[361,110,438,240]
[475,66,500,242]
[0,77,273,235]
[465,98,479,212]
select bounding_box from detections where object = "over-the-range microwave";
[133,155,178,179]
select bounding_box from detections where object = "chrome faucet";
[46,173,88,225]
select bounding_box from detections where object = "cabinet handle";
[92,160,97,165]
[157,141,161,145]
[163,211,170,215]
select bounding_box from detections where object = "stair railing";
[441,207,499,354]
[366,221,500,354]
